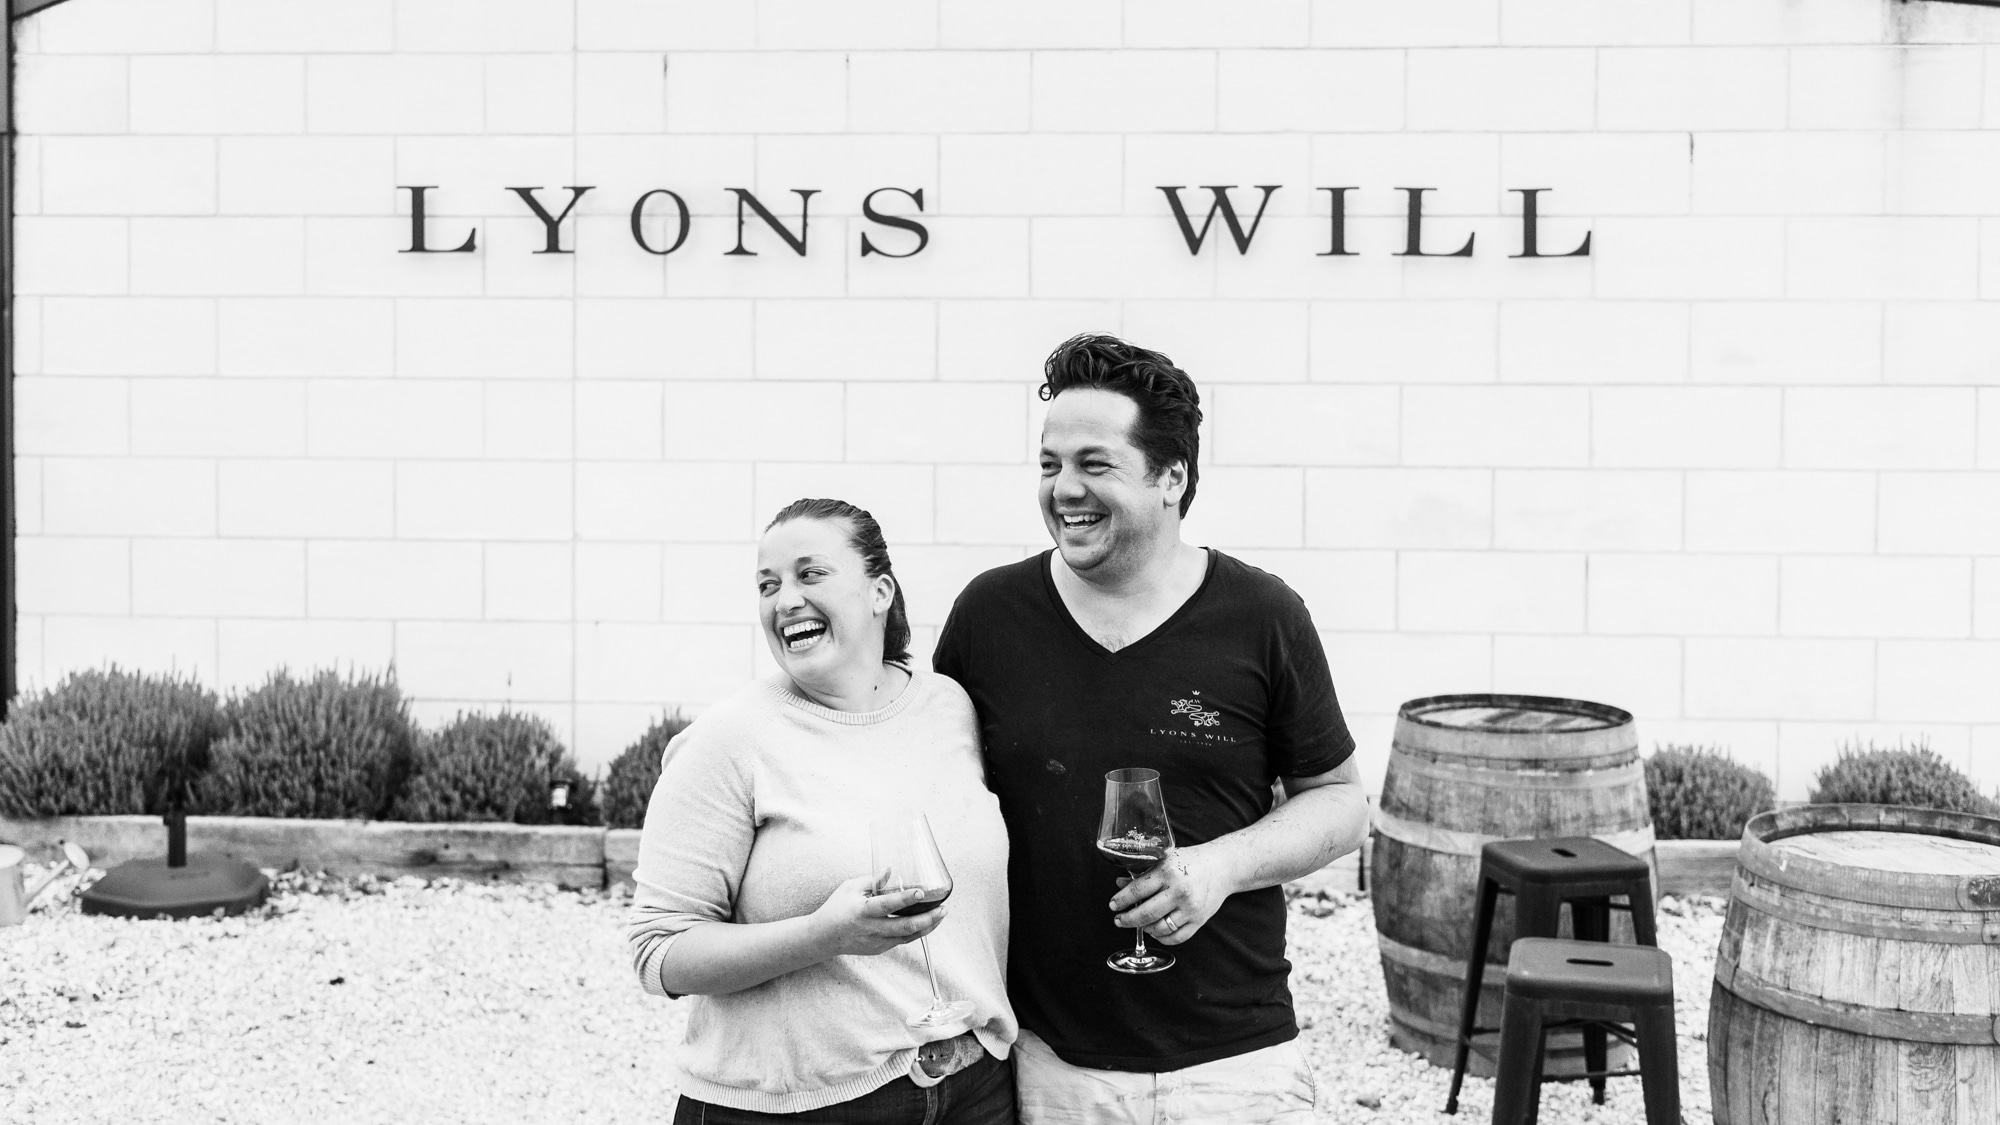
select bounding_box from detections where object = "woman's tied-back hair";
[1039,333,1203,517]
[764,498,912,665]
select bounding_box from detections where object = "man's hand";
[1104,758,1369,945]
[1108,846,1229,946]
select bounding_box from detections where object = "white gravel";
[2,861,1721,1124]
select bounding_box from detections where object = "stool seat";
[1482,837,1650,886]
[1506,937,1673,1005]
[1491,938,1680,1125]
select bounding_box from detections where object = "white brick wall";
[13,0,2000,791]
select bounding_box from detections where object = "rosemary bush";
[1644,744,1776,840]
[196,669,415,820]
[0,667,225,818]
[1808,738,1996,816]
[599,710,691,829]
[393,711,598,826]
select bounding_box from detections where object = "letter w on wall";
[1157,186,1281,255]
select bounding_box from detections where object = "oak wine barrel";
[1710,804,2000,1124]
[1369,693,1656,1077]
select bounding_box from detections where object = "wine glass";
[869,814,977,1029]
[1097,768,1175,974]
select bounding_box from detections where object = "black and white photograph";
[4,1,2000,1122]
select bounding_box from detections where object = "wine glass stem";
[1133,927,1147,960]
[918,934,945,1006]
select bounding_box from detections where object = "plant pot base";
[80,853,269,919]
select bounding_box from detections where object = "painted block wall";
[11,0,2000,799]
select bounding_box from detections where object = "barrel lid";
[1399,693,1632,733]
[1770,829,2000,876]
[1740,804,2000,912]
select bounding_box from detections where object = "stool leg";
[1570,898,1611,1104]
[1631,1001,1681,1125]
[1490,993,1544,1125]
[1512,886,1561,1124]
[1572,897,1609,942]
[1526,1010,1550,1125]
[1628,878,1659,947]
[1582,1019,1608,1105]
[1515,886,1562,941]
[1446,877,1502,1115]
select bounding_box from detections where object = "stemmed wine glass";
[870,814,977,1029]
[1096,768,1176,974]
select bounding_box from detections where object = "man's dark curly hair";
[1039,333,1203,517]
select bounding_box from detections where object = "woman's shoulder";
[908,672,984,755]
[659,677,790,768]
[912,668,976,716]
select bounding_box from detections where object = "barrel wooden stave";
[1370,693,1656,1077]
[1371,839,1506,1069]
[1709,807,2000,1125]
[1711,984,1999,1125]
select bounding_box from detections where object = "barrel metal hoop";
[1373,930,1503,980]
[1388,1005,1598,1056]
[1389,742,1639,775]
[1386,1006,1471,1043]
[1386,750,1644,791]
[1714,954,2000,1046]
[1373,808,1656,859]
[1732,870,2000,946]
[1392,696,1637,762]
[1398,693,1632,732]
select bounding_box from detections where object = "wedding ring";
[1163,915,1178,934]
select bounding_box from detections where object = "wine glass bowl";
[869,814,977,1029]
[1097,768,1176,974]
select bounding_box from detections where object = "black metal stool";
[1444,836,1657,1114]
[1490,938,1679,1125]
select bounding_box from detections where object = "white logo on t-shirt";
[1169,693,1221,728]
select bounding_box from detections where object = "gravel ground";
[1,862,1721,1124]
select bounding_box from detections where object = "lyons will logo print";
[1169,694,1220,728]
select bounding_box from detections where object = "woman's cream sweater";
[626,670,1016,1114]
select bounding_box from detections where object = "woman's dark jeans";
[672,1051,1016,1125]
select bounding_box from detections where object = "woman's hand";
[810,876,948,957]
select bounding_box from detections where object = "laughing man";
[932,333,1370,1124]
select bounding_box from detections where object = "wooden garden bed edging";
[605,828,642,889]
[0,815,607,889]
[0,816,1743,897]
[1651,838,1741,897]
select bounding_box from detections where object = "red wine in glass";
[869,815,977,1028]
[1096,836,1168,874]
[887,887,951,917]
[1097,768,1175,974]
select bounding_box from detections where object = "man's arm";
[1107,756,1369,945]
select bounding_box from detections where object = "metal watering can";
[0,840,92,925]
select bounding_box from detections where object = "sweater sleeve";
[624,720,757,998]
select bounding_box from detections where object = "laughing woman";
[627,498,1018,1125]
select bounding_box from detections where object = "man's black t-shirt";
[932,548,1355,1072]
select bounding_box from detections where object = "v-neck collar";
[1039,547,1218,663]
